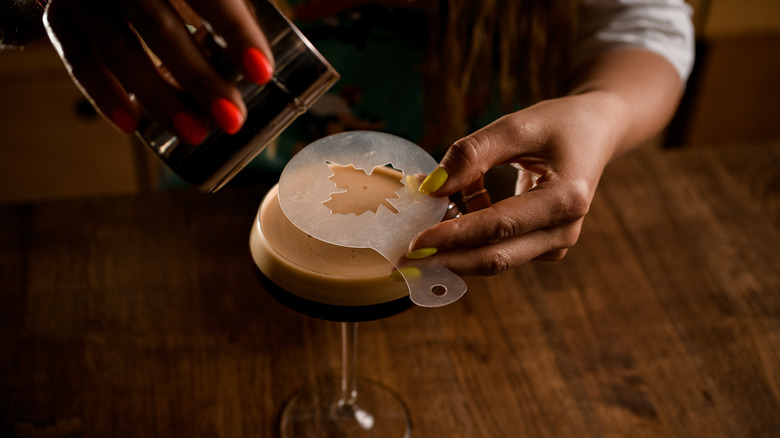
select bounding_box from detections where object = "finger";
[411,182,588,253]
[112,0,247,134]
[424,115,537,197]
[516,166,541,193]
[68,50,141,134]
[169,0,204,27]
[187,0,275,85]
[442,202,462,221]
[461,176,491,212]
[430,222,582,276]
[84,7,212,144]
[44,2,140,133]
[533,248,569,261]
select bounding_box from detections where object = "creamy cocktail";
[249,164,413,320]
[250,132,445,437]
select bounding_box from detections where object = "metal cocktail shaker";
[135,0,339,193]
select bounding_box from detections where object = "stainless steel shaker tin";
[135,0,339,193]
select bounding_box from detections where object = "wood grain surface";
[1,142,779,437]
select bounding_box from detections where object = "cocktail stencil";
[278,131,467,307]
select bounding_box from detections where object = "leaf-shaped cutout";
[323,163,404,215]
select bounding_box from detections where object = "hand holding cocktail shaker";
[135,0,339,193]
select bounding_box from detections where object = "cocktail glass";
[250,165,414,437]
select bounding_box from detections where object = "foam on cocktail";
[277,131,467,308]
[249,166,410,307]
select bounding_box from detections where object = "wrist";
[564,90,631,162]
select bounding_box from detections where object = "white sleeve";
[573,0,696,84]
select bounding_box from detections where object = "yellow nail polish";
[405,247,438,259]
[390,267,421,281]
[419,167,448,194]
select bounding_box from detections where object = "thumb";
[419,116,521,197]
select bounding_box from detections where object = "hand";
[410,92,625,276]
[43,0,275,143]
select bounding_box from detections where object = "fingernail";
[110,108,137,134]
[390,267,422,282]
[211,98,243,134]
[242,47,273,85]
[406,247,438,259]
[419,167,448,194]
[173,112,208,145]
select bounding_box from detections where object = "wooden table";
[1,142,779,437]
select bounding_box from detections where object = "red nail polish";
[111,108,137,134]
[173,112,208,145]
[211,98,243,135]
[242,47,273,85]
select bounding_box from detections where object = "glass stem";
[337,321,359,414]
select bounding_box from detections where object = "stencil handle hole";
[431,285,447,297]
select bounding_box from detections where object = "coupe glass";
[250,170,414,437]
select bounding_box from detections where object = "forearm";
[567,48,684,158]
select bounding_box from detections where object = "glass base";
[280,377,412,437]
